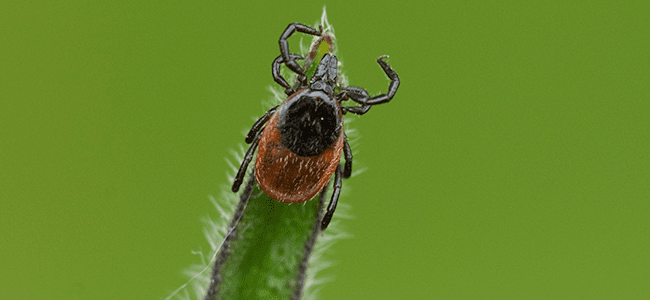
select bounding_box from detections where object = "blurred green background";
[2,1,648,299]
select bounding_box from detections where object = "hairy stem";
[204,168,327,299]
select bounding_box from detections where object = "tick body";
[256,88,344,203]
[232,22,400,230]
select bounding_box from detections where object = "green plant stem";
[204,168,327,300]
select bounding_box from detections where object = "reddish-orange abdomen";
[255,93,343,203]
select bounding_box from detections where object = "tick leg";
[279,23,322,85]
[342,104,371,115]
[344,55,400,108]
[366,55,400,105]
[321,164,343,230]
[340,87,372,115]
[343,134,352,178]
[338,90,371,115]
[272,54,303,96]
[232,130,262,193]
[245,106,278,144]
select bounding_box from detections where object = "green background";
[2,1,648,299]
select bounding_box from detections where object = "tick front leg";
[344,56,400,108]
[279,23,322,83]
[341,87,372,115]
[342,102,371,115]
[338,89,371,115]
[366,55,400,105]
[232,130,262,193]
[321,164,343,230]
[272,54,303,96]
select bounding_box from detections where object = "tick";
[231,23,400,230]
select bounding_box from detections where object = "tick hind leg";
[321,164,343,230]
[343,134,352,178]
[233,106,279,192]
[232,130,262,193]
[245,106,277,144]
